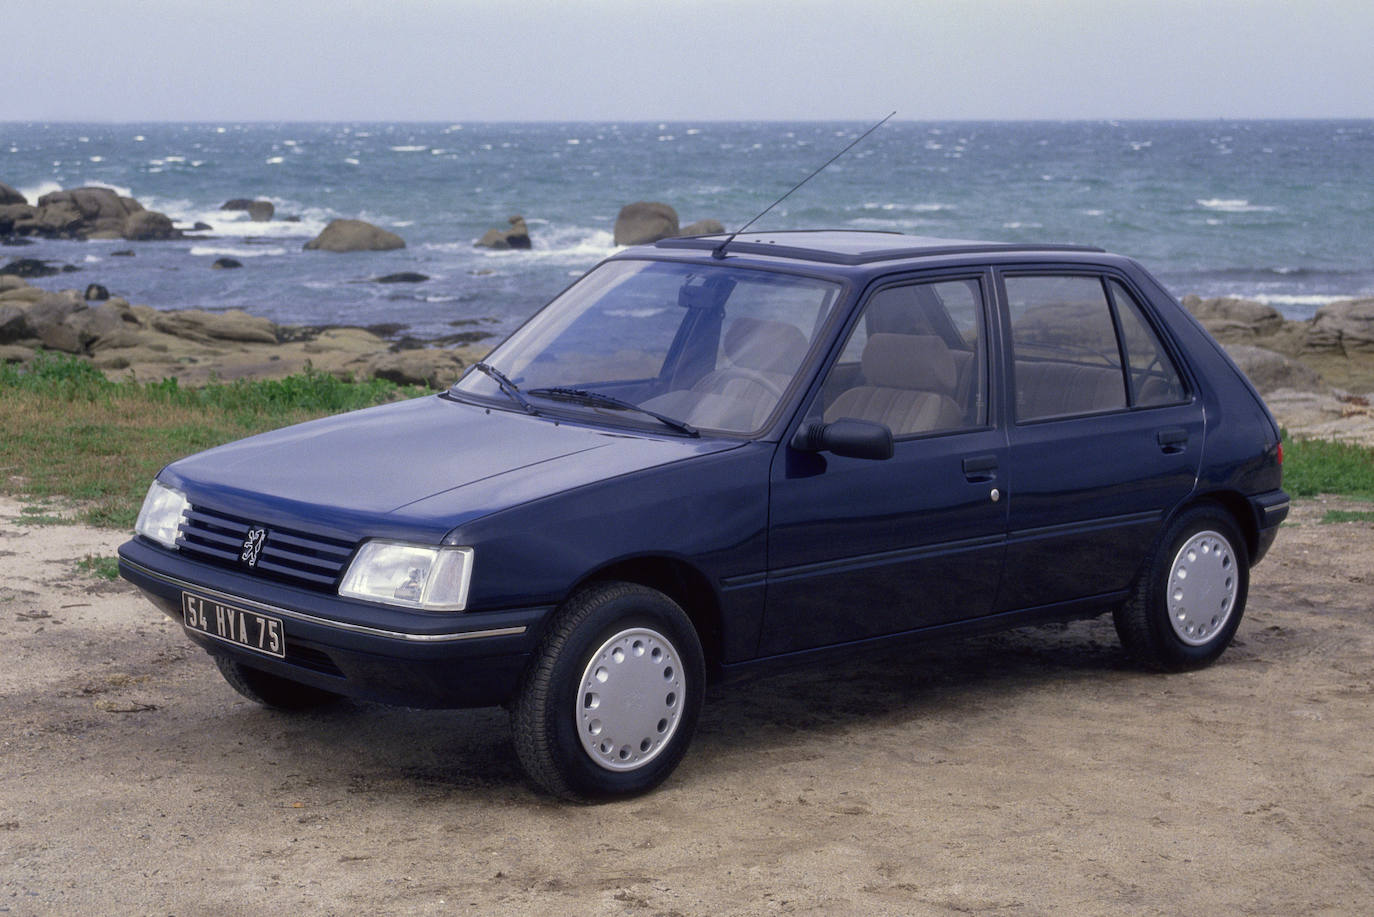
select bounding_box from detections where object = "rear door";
[994,269,1203,612]
[759,272,1009,656]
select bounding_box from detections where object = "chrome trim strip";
[123,559,527,644]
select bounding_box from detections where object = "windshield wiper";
[472,362,536,414]
[527,387,699,437]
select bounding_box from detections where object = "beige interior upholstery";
[1014,361,1126,420]
[825,333,964,436]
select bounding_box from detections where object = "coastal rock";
[303,219,405,252]
[221,199,275,222]
[1306,298,1374,353]
[1181,295,1285,338]
[123,210,177,241]
[0,284,44,303]
[36,187,145,238]
[474,216,532,250]
[151,309,280,345]
[373,272,428,283]
[1222,344,1325,394]
[84,284,110,301]
[191,221,213,232]
[0,203,36,234]
[0,303,26,343]
[211,258,243,270]
[0,274,31,292]
[0,182,25,206]
[362,350,466,388]
[0,343,32,364]
[2,258,62,278]
[111,250,135,257]
[679,219,726,237]
[614,202,679,246]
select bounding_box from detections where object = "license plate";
[182,592,286,659]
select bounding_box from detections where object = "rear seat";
[1014,361,1126,420]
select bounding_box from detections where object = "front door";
[759,274,1010,656]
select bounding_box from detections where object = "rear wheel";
[511,582,704,802]
[214,656,341,710]
[1114,505,1249,671]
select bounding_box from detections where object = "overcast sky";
[3,0,1371,121]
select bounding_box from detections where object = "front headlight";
[338,541,474,611]
[134,480,189,549]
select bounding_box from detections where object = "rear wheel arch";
[1176,491,1259,563]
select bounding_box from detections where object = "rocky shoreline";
[3,267,1372,444]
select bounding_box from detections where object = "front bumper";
[118,537,551,709]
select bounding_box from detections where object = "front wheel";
[1114,505,1249,671]
[511,582,705,801]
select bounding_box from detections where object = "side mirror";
[790,419,894,460]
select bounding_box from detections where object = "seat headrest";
[861,333,958,395]
[723,317,810,374]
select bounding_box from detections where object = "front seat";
[824,333,963,436]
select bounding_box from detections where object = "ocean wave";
[18,179,135,201]
[861,202,953,213]
[390,145,428,152]
[189,245,287,258]
[1196,198,1278,213]
[1251,293,1354,307]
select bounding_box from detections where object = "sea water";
[3,120,1372,341]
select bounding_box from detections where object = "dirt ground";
[2,494,1372,916]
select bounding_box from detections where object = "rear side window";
[1005,275,1127,421]
[1107,280,1187,406]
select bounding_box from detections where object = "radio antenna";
[712,111,896,260]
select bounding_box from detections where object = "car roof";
[653,230,1105,267]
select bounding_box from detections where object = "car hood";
[162,394,743,542]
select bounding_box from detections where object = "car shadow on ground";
[191,614,1145,801]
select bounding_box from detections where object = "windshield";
[452,259,844,435]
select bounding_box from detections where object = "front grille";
[177,505,356,592]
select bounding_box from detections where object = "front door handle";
[962,454,998,482]
[1157,427,1188,454]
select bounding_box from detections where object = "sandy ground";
[2,494,1373,916]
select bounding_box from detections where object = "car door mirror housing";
[791,419,895,460]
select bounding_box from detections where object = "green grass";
[76,555,121,580]
[1281,433,1374,500]
[1,351,427,529]
[1319,509,1374,524]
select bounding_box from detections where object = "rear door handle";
[1157,427,1188,454]
[962,454,998,481]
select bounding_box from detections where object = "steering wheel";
[698,367,786,401]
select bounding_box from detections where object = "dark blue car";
[119,231,1288,800]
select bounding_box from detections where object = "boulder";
[123,210,177,241]
[474,215,532,250]
[0,274,29,292]
[1,258,61,278]
[1306,298,1374,353]
[0,303,26,343]
[212,258,243,270]
[191,221,213,231]
[0,182,25,206]
[151,309,279,344]
[1222,344,1325,394]
[0,203,36,233]
[614,201,679,246]
[679,219,726,237]
[304,219,405,252]
[0,343,33,364]
[0,285,44,303]
[84,284,110,301]
[221,198,275,222]
[1181,295,1285,338]
[364,350,465,388]
[373,272,429,283]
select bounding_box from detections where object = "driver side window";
[814,278,988,438]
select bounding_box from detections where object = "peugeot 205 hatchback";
[119,231,1288,800]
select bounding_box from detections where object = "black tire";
[511,582,705,802]
[214,655,341,710]
[1114,504,1250,671]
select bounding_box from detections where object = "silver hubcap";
[576,627,685,772]
[1167,530,1237,646]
